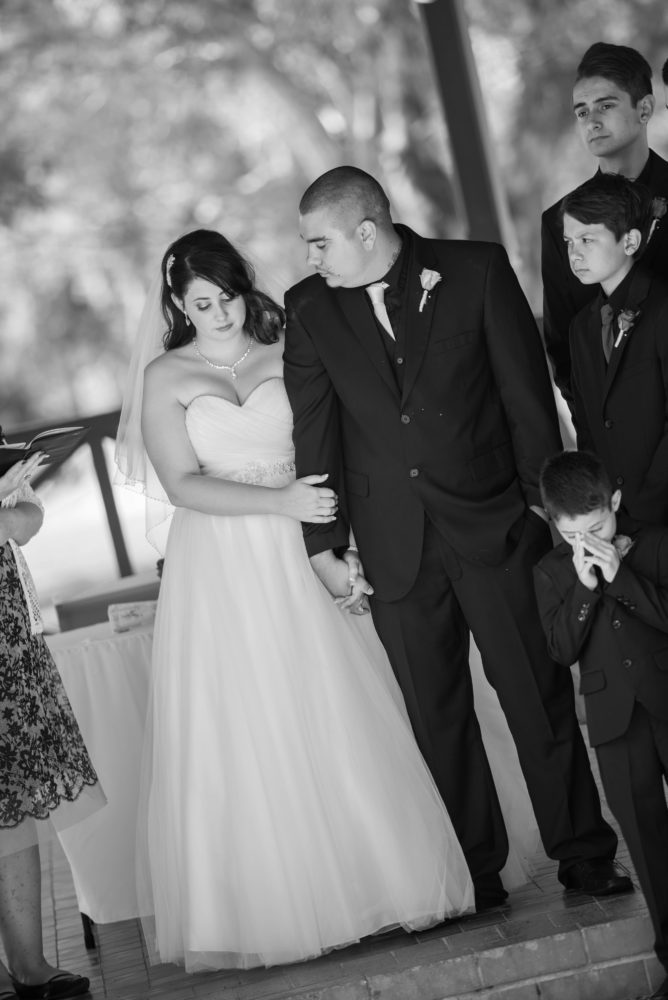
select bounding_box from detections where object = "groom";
[284,166,631,911]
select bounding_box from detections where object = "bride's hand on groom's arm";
[310,549,374,615]
[277,475,338,523]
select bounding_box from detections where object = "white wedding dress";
[136,377,540,972]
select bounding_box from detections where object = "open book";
[0,425,90,476]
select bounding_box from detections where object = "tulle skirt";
[137,507,541,971]
[137,507,477,970]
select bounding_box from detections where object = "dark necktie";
[600,303,615,364]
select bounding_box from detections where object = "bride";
[115,229,539,973]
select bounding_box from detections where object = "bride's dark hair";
[160,229,284,351]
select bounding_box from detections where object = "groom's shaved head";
[300,166,392,231]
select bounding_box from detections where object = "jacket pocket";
[344,468,369,498]
[469,442,514,482]
[429,330,475,354]
[579,670,607,694]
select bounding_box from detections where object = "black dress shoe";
[649,974,668,998]
[474,887,510,914]
[11,974,90,1000]
[561,860,633,897]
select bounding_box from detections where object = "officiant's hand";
[0,452,46,502]
[278,474,338,523]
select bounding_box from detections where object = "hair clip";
[165,254,175,288]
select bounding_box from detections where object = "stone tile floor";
[20,810,660,1000]
[3,743,664,1000]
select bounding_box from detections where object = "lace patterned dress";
[0,484,104,856]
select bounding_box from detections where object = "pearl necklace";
[192,336,253,378]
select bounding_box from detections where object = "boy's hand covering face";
[582,531,621,583]
[572,533,598,591]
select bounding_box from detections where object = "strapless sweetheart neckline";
[186,376,284,411]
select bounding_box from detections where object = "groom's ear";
[358,219,377,251]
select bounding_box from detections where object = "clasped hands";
[310,548,374,615]
[572,532,620,591]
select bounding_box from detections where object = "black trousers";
[370,512,618,893]
[596,704,668,970]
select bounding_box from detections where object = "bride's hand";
[277,474,338,523]
[335,549,374,614]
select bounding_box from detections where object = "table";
[46,622,152,924]
[54,572,160,631]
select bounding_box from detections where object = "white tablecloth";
[46,622,152,923]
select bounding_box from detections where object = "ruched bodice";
[185,378,295,487]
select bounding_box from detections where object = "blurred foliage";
[1,0,668,426]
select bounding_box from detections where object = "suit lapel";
[603,268,652,399]
[400,230,441,404]
[334,286,399,397]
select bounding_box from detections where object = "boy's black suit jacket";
[541,149,668,404]
[570,267,668,525]
[284,225,561,602]
[534,526,668,746]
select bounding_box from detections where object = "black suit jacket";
[284,226,561,602]
[571,267,668,525]
[541,149,668,405]
[534,527,668,746]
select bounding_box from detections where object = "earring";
[184,314,191,326]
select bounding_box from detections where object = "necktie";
[600,303,615,364]
[366,282,395,341]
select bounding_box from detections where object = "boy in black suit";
[562,172,668,526]
[541,42,668,408]
[535,450,668,998]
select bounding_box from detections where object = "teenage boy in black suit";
[562,172,668,526]
[284,165,631,911]
[542,42,668,408]
[535,450,668,999]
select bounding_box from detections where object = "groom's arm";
[283,288,350,557]
[541,207,577,409]
[482,243,562,509]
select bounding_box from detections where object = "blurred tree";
[1,0,667,426]
[0,0,456,425]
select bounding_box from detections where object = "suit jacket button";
[629,604,637,611]
[612,619,621,629]
[622,658,632,668]
[396,356,405,365]
[616,476,624,486]
[409,468,419,478]
[401,414,411,424]
[604,418,614,429]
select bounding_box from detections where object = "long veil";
[114,269,174,554]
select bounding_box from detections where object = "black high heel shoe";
[10,973,90,1000]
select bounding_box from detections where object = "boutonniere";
[648,196,668,243]
[612,534,634,560]
[613,308,641,349]
[418,269,442,312]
